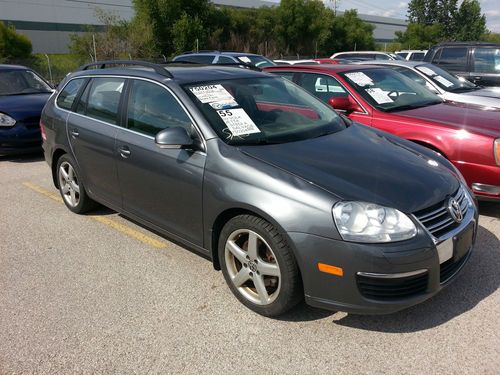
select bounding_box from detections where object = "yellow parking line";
[22,182,168,249]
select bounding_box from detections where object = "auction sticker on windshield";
[217,108,261,136]
[345,72,374,87]
[366,88,393,104]
[190,84,235,104]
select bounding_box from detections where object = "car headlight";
[0,113,16,127]
[333,201,417,243]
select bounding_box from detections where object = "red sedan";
[265,64,500,200]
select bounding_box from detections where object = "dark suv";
[424,42,500,87]
[41,60,477,317]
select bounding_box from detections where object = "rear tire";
[218,214,302,317]
[56,154,97,214]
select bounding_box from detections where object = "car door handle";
[119,146,131,158]
[70,129,79,137]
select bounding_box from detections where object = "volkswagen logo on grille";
[448,198,463,223]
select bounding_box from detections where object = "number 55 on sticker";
[217,108,261,136]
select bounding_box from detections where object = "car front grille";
[414,187,468,239]
[357,272,429,300]
[440,249,471,284]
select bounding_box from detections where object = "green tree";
[395,22,442,49]
[132,0,212,56]
[0,22,32,60]
[454,0,487,41]
[275,0,328,56]
[322,9,375,55]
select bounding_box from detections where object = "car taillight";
[495,139,500,166]
[40,119,47,141]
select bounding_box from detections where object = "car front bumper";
[0,120,42,155]
[288,205,478,315]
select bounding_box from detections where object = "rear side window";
[84,78,125,124]
[437,47,468,70]
[127,80,192,136]
[473,48,500,73]
[216,56,236,64]
[375,54,390,60]
[57,79,85,110]
[409,52,425,61]
[175,55,215,64]
[300,73,347,102]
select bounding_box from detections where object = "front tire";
[56,154,97,214]
[219,214,302,317]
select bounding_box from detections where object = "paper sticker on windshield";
[345,72,374,86]
[417,66,437,76]
[434,75,454,87]
[190,84,234,104]
[238,56,252,63]
[366,88,393,104]
[217,108,261,136]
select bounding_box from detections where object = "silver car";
[357,60,500,108]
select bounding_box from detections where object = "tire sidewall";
[56,154,89,214]
[218,215,300,317]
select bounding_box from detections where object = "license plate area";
[437,224,474,264]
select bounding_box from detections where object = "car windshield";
[183,76,346,145]
[415,64,477,92]
[339,68,442,112]
[0,69,52,95]
[236,55,276,68]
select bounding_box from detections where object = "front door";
[116,79,205,246]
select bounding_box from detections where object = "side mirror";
[155,127,194,149]
[327,95,362,113]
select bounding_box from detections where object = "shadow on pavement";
[478,201,499,219]
[0,152,44,163]
[327,225,499,332]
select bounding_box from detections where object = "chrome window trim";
[275,70,369,116]
[357,269,428,279]
[55,74,207,152]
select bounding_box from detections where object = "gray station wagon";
[41,61,478,317]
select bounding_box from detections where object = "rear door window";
[83,78,125,125]
[437,47,468,70]
[57,79,85,110]
[176,55,215,64]
[409,52,425,61]
[216,56,236,64]
[472,48,500,73]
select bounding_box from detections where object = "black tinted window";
[473,48,500,73]
[437,47,468,70]
[57,79,84,110]
[127,80,192,136]
[176,55,215,64]
[409,52,425,61]
[85,78,124,124]
[217,56,236,64]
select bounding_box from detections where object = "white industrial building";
[0,0,407,54]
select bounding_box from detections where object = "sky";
[268,0,500,33]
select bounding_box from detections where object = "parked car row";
[2,45,498,317]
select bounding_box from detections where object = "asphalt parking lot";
[1,153,499,374]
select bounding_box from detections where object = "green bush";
[0,21,32,60]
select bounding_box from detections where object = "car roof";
[0,64,30,70]
[334,51,390,55]
[433,42,500,47]
[177,51,263,57]
[69,64,270,84]
[356,60,425,68]
[266,64,384,74]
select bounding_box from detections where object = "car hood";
[0,93,52,120]
[466,86,500,99]
[240,124,458,213]
[395,102,500,138]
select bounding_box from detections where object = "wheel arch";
[209,206,291,271]
[51,148,68,188]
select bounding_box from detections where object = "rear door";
[115,79,205,246]
[470,46,500,86]
[432,47,469,79]
[67,77,125,207]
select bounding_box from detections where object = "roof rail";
[79,60,173,78]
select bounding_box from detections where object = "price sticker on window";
[217,108,261,136]
[190,84,235,104]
